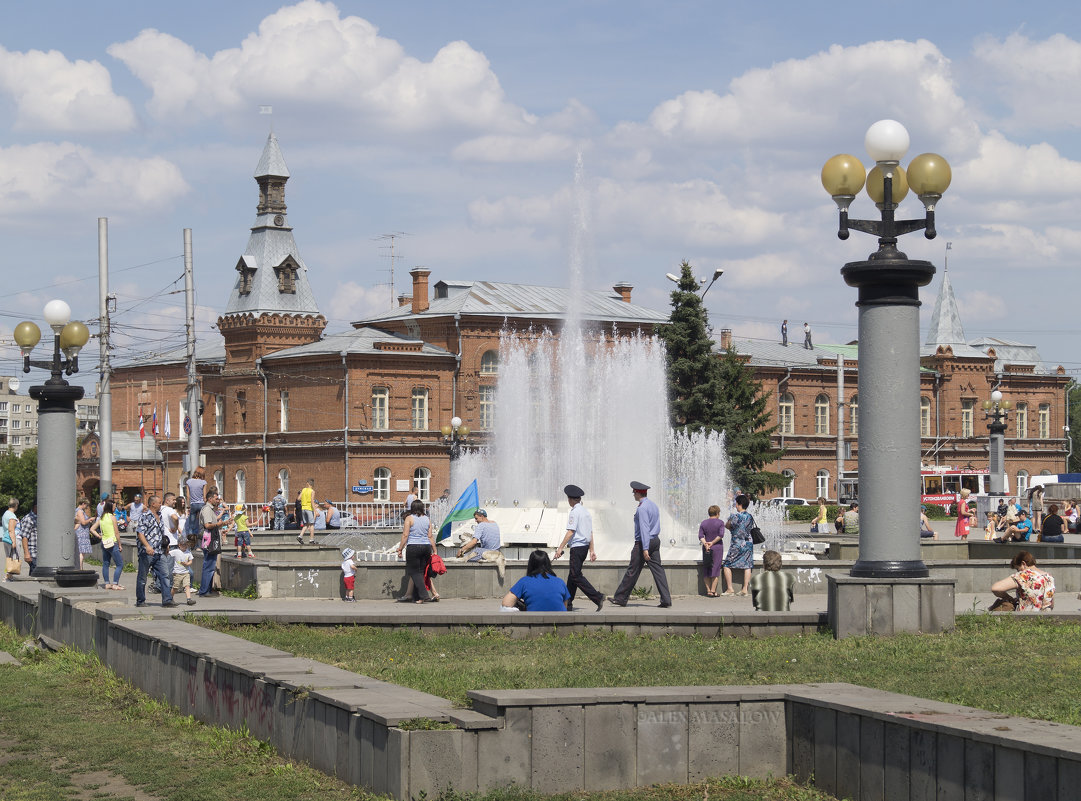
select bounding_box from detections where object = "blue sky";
[2,0,1081,385]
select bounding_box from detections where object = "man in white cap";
[609,481,672,608]
[554,484,604,611]
[341,547,357,602]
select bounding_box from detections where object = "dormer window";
[235,258,256,296]
[274,256,299,294]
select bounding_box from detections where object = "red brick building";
[88,134,1069,507]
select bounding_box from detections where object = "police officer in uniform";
[554,484,604,611]
[609,481,672,608]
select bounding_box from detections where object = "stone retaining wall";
[2,583,1080,800]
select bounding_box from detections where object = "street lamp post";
[983,390,1011,497]
[821,120,952,580]
[441,416,470,461]
[13,300,90,578]
[666,267,724,299]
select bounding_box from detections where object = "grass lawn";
[0,621,837,801]
[197,613,1081,725]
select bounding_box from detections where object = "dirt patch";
[70,769,164,801]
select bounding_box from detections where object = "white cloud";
[954,131,1081,198]
[452,133,577,163]
[326,280,395,321]
[644,40,978,153]
[0,143,187,215]
[972,33,1081,131]
[108,0,534,134]
[0,45,136,132]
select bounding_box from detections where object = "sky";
[2,0,1081,391]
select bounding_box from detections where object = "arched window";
[814,394,830,435]
[373,467,390,501]
[778,393,795,435]
[849,395,859,437]
[213,470,224,500]
[480,350,499,375]
[413,467,431,502]
[816,469,830,500]
[278,468,289,499]
[179,472,189,499]
[1040,469,1052,476]
[235,469,246,505]
[1016,470,1029,496]
[781,469,796,499]
[920,397,931,437]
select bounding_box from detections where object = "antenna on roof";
[375,232,409,309]
[258,105,273,133]
[944,241,952,272]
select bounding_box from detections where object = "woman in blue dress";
[721,494,755,596]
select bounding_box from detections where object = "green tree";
[0,448,37,514]
[656,260,785,498]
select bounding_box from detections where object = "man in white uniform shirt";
[553,484,604,611]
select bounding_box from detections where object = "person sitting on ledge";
[919,506,937,539]
[989,551,1055,611]
[843,502,860,536]
[996,509,1032,543]
[749,549,795,611]
[501,550,570,612]
[1039,504,1066,543]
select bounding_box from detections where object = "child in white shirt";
[171,538,196,605]
[341,547,357,602]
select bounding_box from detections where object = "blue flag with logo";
[437,479,479,542]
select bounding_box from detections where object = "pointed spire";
[254,132,289,178]
[924,267,966,347]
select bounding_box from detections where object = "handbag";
[429,552,447,575]
[89,529,103,545]
[5,555,20,575]
[749,514,765,545]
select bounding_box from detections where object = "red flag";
[139,416,145,439]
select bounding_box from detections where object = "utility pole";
[184,229,200,476]
[98,218,112,499]
[836,355,845,503]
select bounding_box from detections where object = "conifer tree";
[656,260,784,497]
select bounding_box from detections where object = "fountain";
[442,154,794,560]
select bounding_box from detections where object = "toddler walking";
[234,505,254,558]
[341,547,357,602]
[171,537,197,605]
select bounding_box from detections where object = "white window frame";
[373,467,390,502]
[411,388,428,431]
[778,393,794,435]
[781,470,796,499]
[480,350,499,375]
[961,399,975,439]
[413,467,431,502]
[850,395,859,437]
[214,396,224,435]
[479,385,495,431]
[280,390,289,432]
[235,469,246,505]
[920,397,931,437]
[278,468,290,499]
[814,394,830,436]
[213,470,224,500]
[1016,403,1028,439]
[816,469,830,500]
[1016,470,1029,496]
[371,387,388,430]
[1038,404,1050,439]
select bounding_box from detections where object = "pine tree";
[656,260,785,497]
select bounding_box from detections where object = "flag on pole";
[164,407,171,439]
[139,416,145,439]
[259,105,273,114]
[436,479,479,542]
[152,407,159,436]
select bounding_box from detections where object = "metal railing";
[224,501,407,530]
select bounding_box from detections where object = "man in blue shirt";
[554,484,604,611]
[456,509,501,560]
[998,509,1033,543]
[608,481,673,608]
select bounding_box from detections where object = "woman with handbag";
[813,497,828,534]
[91,500,125,590]
[721,494,755,596]
[394,499,436,603]
[74,497,96,570]
[3,498,19,580]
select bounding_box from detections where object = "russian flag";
[152,407,158,436]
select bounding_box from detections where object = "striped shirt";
[135,509,166,550]
[749,570,795,612]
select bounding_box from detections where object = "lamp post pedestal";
[29,382,84,578]
[842,255,934,578]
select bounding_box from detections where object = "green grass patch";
[0,621,836,801]
[197,614,1081,726]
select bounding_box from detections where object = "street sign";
[183,416,192,435]
[352,485,374,495]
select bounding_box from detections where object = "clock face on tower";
[89,441,99,457]
[273,214,285,227]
